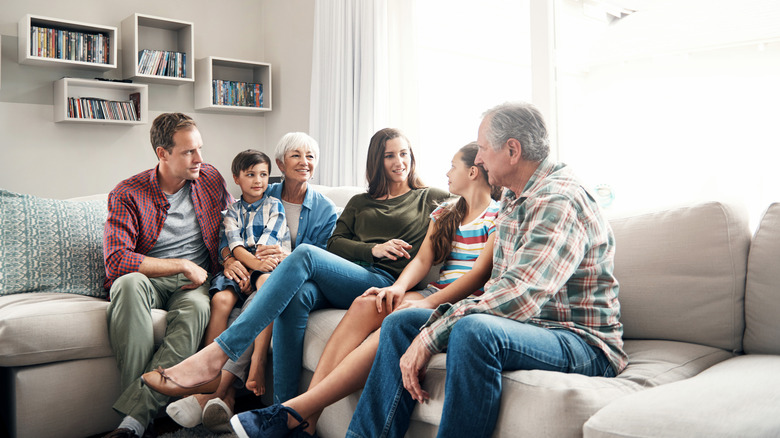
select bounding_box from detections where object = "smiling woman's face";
[278,146,316,185]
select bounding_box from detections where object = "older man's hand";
[400,335,433,403]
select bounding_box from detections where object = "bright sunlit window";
[555,0,780,227]
[407,0,533,190]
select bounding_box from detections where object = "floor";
[89,392,267,438]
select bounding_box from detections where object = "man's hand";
[181,260,208,290]
[371,239,412,261]
[400,335,433,403]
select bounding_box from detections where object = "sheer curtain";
[309,0,390,187]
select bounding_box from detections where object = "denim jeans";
[215,244,395,400]
[347,309,616,438]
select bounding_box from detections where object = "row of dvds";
[212,79,263,107]
[30,26,110,64]
[138,49,187,78]
[67,96,139,121]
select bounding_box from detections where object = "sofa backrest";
[743,202,780,354]
[609,201,750,352]
[309,184,366,209]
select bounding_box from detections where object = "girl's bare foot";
[246,357,267,396]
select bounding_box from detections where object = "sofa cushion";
[303,311,734,438]
[0,292,167,367]
[583,354,780,438]
[609,201,750,352]
[744,202,780,354]
[0,190,108,298]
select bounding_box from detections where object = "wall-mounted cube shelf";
[194,56,272,113]
[54,78,148,124]
[121,13,194,84]
[18,14,117,70]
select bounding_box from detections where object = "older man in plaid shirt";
[102,113,232,438]
[347,102,627,438]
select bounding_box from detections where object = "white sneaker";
[202,398,234,433]
[165,395,202,428]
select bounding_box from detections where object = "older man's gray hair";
[483,102,550,162]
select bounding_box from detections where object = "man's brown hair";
[150,113,197,155]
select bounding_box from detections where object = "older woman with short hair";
[166,132,338,432]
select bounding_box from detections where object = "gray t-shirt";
[147,182,209,270]
[282,199,303,249]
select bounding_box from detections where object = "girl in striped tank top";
[244,143,501,437]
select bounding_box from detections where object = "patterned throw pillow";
[0,190,108,298]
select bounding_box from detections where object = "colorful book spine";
[211,79,263,108]
[67,94,140,121]
[30,25,109,64]
[137,49,187,78]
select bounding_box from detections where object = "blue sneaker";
[230,403,307,438]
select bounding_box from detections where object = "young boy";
[166,149,290,432]
[204,149,291,345]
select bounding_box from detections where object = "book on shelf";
[30,25,109,64]
[129,93,141,119]
[67,93,139,121]
[212,79,263,108]
[137,49,187,78]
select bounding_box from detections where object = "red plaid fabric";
[103,163,232,291]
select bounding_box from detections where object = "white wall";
[0,0,315,199]
[262,0,317,181]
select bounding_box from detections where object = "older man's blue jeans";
[346,309,616,438]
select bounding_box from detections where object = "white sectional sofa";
[1,185,779,438]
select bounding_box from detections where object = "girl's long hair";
[430,142,501,264]
[365,128,425,199]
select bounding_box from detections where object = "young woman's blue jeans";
[346,308,616,438]
[214,244,395,402]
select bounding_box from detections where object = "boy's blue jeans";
[347,309,616,438]
[215,244,394,402]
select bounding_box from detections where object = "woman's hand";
[400,335,432,403]
[237,276,252,294]
[246,257,280,273]
[223,257,249,283]
[254,244,286,261]
[362,285,406,313]
[371,239,412,261]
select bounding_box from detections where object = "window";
[555,0,780,227]
[399,0,533,189]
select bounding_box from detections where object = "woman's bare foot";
[246,357,266,396]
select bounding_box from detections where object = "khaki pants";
[106,272,212,426]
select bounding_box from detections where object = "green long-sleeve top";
[326,187,450,279]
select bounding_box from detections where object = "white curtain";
[309,0,390,187]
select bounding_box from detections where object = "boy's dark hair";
[231,149,272,177]
[150,113,197,155]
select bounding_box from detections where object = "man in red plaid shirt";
[102,113,232,438]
